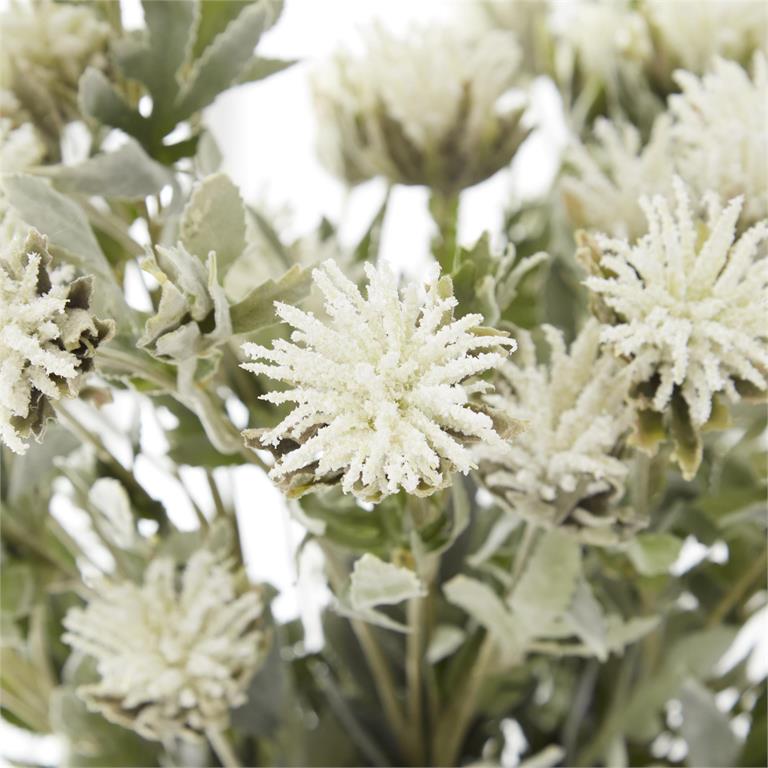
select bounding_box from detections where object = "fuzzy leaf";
[443,574,525,666]
[627,532,683,576]
[175,0,281,120]
[40,140,172,200]
[78,68,148,141]
[349,554,425,611]
[237,55,298,84]
[510,530,582,626]
[230,264,312,334]
[0,563,35,619]
[566,579,608,660]
[180,173,246,273]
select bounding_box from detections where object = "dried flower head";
[580,177,768,479]
[478,321,640,545]
[241,259,517,502]
[0,230,114,454]
[311,24,529,194]
[0,1,109,135]
[670,54,767,228]
[63,550,267,742]
[562,115,674,240]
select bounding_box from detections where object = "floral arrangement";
[0,2,766,767]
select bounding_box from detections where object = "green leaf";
[193,0,251,59]
[175,0,282,120]
[679,678,741,768]
[0,563,35,619]
[78,68,148,141]
[566,580,608,661]
[39,139,172,200]
[180,173,246,274]
[115,0,197,133]
[627,532,683,576]
[510,530,582,626]
[443,574,526,666]
[2,175,127,320]
[349,553,426,611]
[236,55,298,84]
[230,264,312,334]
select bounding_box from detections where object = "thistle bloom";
[0,1,109,134]
[478,321,638,545]
[562,116,674,240]
[63,550,267,742]
[0,231,114,454]
[311,25,529,194]
[241,260,516,502]
[643,0,767,77]
[670,54,767,228]
[580,178,768,478]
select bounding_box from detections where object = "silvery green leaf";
[518,745,566,768]
[627,532,683,576]
[236,55,297,84]
[175,0,281,120]
[510,529,581,626]
[88,479,136,550]
[180,173,246,274]
[78,68,148,141]
[349,553,426,611]
[426,624,466,664]
[565,579,608,661]
[39,139,172,200]
[114,0,197,130]
[622,626,738,741]
[468,513,519,568]
[192,1,252,59]
[604,615,660,653]
[195,130,223,176]
[2,175,128,321]
[679,678,741,768]
[230,264,312,334]
[0,563,35,619]
[443,574,526,666]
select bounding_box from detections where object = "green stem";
[429,192,460,273]
[320,542,409,751]
[433,522,540,765]
[406,595,426,765]
[206,727,241,768]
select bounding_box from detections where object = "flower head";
[562,115,674,240]
[670,54,767,228]
[241,260,517,502]
[0,1,109,135]
[478,321,639,545]
[643,0,767,78]
[580,177,768,478]
[63,550,267,741]
[0,230,114,454]
[311,24,529,193]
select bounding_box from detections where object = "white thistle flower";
[478,321,638,544]
[643,0,767,75]
[0,231,114,454]
[552,0,652,81]
[311,25,529,193]
[241,259,516,502]
[581,178,768,478]
[670,54,768,228]
[62,550,267,742]
[562,115,674,240]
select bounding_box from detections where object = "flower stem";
[206,727,241,768]
[405,595,426,765]
[432,522,540,766]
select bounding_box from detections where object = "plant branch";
[206,727,241,768]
